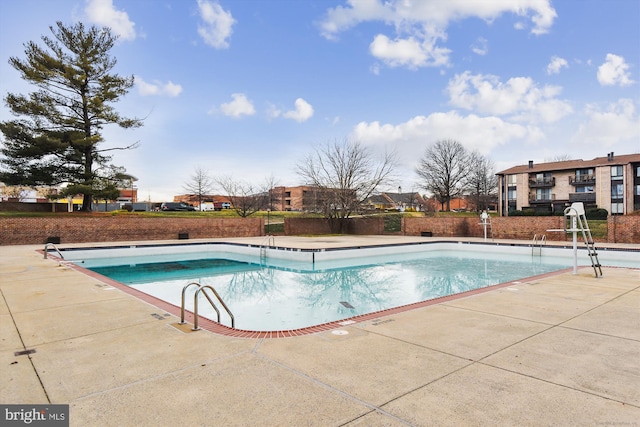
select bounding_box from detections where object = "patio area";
[1,236,638,426]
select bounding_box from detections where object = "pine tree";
[0,21,142,211]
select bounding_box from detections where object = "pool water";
[88,250,570,331]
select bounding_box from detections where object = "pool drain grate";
[340,301,355,309]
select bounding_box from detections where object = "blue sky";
[1,0,639,202]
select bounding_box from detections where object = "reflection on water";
[96,254,563,331]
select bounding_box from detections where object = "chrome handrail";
[260,235,275,261]
[180,282,235,330]
[193,285,235,330]
[44,243,64,259]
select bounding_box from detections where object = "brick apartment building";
[496,152,640,216]
[270,186,331,211]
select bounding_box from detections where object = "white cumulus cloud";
[219,93,255,118]
[369,34,450,69]
[319,0,556,69]
[197,0,235,49]
[446,71,573,123]
[136,76,182,97]
[597,54,634,86]
[351,110,539,159]
[546,56,568,75]
[283,98,314,122]
[84,0,136,41]
[572,99,640,147]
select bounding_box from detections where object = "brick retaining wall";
[403,216,568,241]
[2,215,638,245]
[0,216,262,245]
[608,216,640,244]
[284,217,384,235]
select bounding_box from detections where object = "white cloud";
[369,34,450,69]
[546,56,568,75]
[266,104,282,120]
[351,110,539,157]
[446,71,573,123]
[283,98,314,122]
[197,0,235,49]
[572,99,640,147]
[319,0,556,69]
[471,37,488,56]
[219,93,255,118]
[84,0,136,41]
[318,0,389,40]
[135,76,182,97]
[597,54,634,86]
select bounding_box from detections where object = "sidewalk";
[1,238,639,426]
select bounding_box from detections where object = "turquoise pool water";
[87,249,573,331]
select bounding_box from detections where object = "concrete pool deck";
[1,236,638,426]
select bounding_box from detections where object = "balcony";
[529,194,556,204]
[528,177,555,188]
[569,192,596,203]
[569,175,595,186]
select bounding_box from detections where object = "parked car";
[160,202,196,211]
[200,202,232,211]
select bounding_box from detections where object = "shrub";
[586,208,608,220]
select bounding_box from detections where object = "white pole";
[572,214,578,275]
[481,211,488,242]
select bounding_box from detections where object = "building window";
[508,189,516,200]
[576,186,594,193]
[611,203,623,214]
[576,168,594,177]
[636,185,640,196]
[507,175,517,185]
[536,188,551,200]
[611,165,623,179]
[611,183,623,198]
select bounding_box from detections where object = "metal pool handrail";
[44,243,64,259]
[180,282,235,330]
[531,234,546,256]
[260,235,275,262]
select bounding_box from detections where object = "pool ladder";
[180,282,235,330]
[43,243,64,259]
[531,234,546,256]
[260,235,275,263]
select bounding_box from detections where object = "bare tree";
[544,154,573,162]
[416,139,468,211]
[183,167,214,210]
[216,175,271,217]
[2,186,29,202]
[264,174,280,211]
[465,151,497,212]
[297,139,397,233]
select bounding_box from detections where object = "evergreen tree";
[0,22,142,211]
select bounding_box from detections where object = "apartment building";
[270,186,333,211]
[496,152,640,216]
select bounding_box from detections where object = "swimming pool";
[63,241,639,332]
